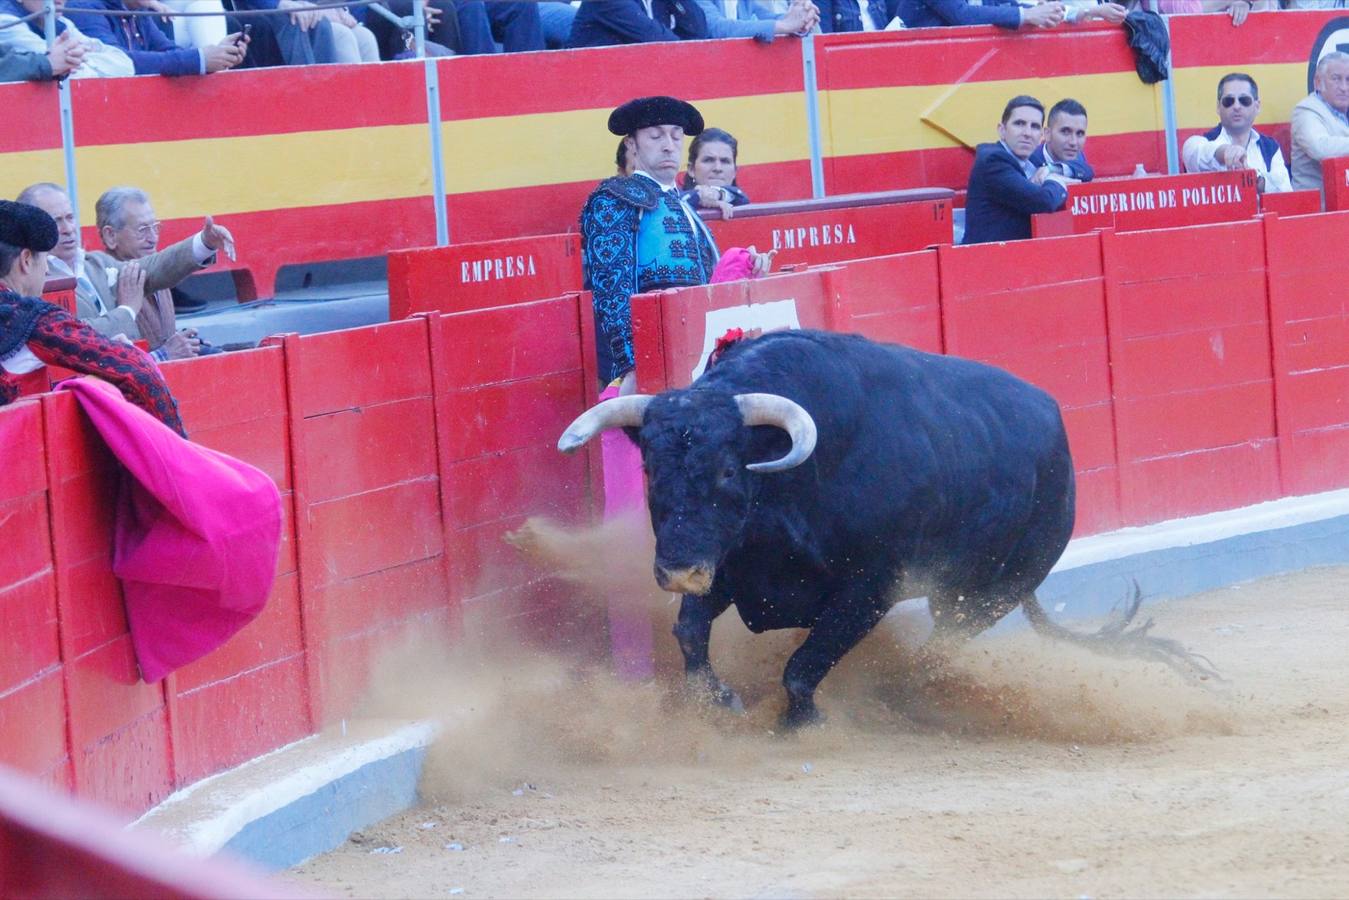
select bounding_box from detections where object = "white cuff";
[191,232,215,265]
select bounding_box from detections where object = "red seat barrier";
[1102,222,1280,525]
[1261,189,1321,217]
[388,233,582,319]
[1034,170,1259,237]
[1321,156,1349,211]
[1265,211,1349,496]
[704,191,953,268]
[938,235,1121,536]
[159,350,311,785]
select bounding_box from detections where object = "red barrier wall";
[833,250,943,353]
[1103,222,1281,524]
[1265,211,1349,496]
[1034,170,1260,237]
[388,234,583,320]
[938,235,1121,535]
[1321,156,1349,211]
[0,402,69,792]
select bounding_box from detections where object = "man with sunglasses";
[1182,73,1291,194]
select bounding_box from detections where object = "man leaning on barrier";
[67,0,248,75]
[962,95,1071,245]
[90,186,237,361]
[0,31,87,81]
[0,0,132,77]
[1183,72,1291,194]
[1291,51,1349,194]
[0,200,186,435]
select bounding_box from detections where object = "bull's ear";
[558,395,653,453]
[735,393,817,473]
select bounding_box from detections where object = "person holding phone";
[67,0,248,74]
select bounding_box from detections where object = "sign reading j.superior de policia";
[1050,169,1259,234]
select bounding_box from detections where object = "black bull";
[559,330,1215,727]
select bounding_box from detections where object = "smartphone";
[235,23,251,45]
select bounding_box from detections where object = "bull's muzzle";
[655,563,715,596]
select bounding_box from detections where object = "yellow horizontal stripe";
[439,92,812,194]
[822,71,1164,158]
[73,124,432,222]
[0,150,69,205]
[1171,62,1307,130]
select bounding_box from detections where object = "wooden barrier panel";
[704,191,953,268]
[832,250,943,353]
[937,235,1120,536]
[814,26,1166,196]
[0,402,70,792]
[1320,156,1349,211]
[388,233,582,319]
[1261,189,1322,217]
[39,391,174,814]
[1033,170,1259,236]
[632,268,850,393]
[1103,222,1280,525]
[279,319,452,724]
[430,297,600,648]
[1265,211,1349,496]
[159,350,310,786]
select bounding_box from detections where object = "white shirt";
[1182,127,1293,194]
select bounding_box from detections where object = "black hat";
[0,200,59,253]
[608,96,704,137]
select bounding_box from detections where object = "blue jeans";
[538,1,577,48]
[454,0,544,53]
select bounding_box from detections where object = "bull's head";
[558,390,816,595]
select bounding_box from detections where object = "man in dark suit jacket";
[67,0,245,76]
[1028,97,1095,182]
[567,0,707,47]
[962,95,1070,246]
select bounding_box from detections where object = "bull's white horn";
[734,393,817,473]
[557,395,653,453]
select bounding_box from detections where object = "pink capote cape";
[60,378,282,682]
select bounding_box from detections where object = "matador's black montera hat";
[608,96,704,137]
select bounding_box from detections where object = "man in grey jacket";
[1291,51,1349,194]
[0,31,85,81]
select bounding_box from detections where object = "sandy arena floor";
[290,565,1349,899]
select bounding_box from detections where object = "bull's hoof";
[686,675,745,714]
[778,701,825,731]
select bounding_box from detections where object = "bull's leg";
[673,593,743,712]
[780,590,891,729]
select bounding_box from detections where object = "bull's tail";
[1020,584,1224,686]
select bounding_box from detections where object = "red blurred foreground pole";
[0,765,315,900]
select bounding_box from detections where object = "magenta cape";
[60,378,282,682]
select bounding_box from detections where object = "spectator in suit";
[1291,52,1349,194]
[0,0,132,76]
[894,0,1065,29]
[0,31,88,80]
[817,0,896,30]
[67,0,247,76]
[17,183,231,346]
[681,127,751,216]
[1183,72,1290,193]
[568,0,707,47]
[1029,98,1095,182]
[697,0,818,41]
[962,95,1070,245]
[0,200,185,433]
[93,186,237,360]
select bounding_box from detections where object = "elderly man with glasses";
[1182,72,1291,194]
[1292,52,1349,195]
[91,186,236,361]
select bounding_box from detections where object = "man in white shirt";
[1182,72,1292,194]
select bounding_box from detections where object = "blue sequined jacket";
[580,174,719,384]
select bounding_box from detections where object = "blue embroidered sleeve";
[580,189,640,384]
